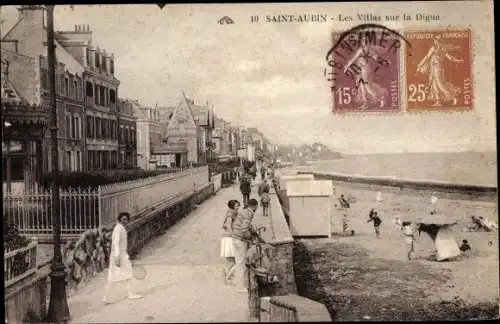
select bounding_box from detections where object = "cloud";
[235,60,261,73]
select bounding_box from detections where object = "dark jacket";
[240,180,251,194]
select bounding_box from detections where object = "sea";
[296,151,497,187]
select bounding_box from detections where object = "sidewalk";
[68,178,271,323]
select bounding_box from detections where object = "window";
[58,72,64,94]
[87,151,92,171]
[86,82,93,97]
[71,116,76,139]
[102,56,107,72]
[66,115,71,138]
[75,116,80,139]
[86,116,91,138]
[96,53,100,69]
[94,84,99,105]
[100,119,105,138]
[64,77,69,97]
[66,151,72,171]
[10,156,25,181]
[76,151,81,171]
[73,80,78,100]
[40,67,49,90]
[110,89,116,104]
[110,59,114,74]
[100,86,105,107]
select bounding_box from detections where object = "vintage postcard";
[1,1,497,323]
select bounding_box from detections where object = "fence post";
[98,186,103,229]
[32,237,39,269]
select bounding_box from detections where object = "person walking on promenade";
[226,199,263,293]
[260,186,271,217]
[221,199,240,283]
[240,174,252,208]
[102,212,142,304]
[367,209,382,238]
[258,178,270,197]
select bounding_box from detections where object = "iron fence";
[3,166,210,236]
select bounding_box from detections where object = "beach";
[292,181,498,321]
[282,154,499,321]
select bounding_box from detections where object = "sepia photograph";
[1,1,498,323]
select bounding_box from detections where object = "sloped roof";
[2,79,26,105]
[157,106,177,122]
[2,12,84,76]
[190,104,209,126]
[46,29,84,76]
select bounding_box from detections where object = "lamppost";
[45,4,71,322]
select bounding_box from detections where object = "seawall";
[298,171,497,199]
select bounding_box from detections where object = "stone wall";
[247,180,331,322]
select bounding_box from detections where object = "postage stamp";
[404,29,473,112]
[326,25,403,113]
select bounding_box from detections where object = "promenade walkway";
[67,178,271,323]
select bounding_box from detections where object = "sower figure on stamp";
[416,35,464,106]
[343,35,388,109]
[103,212,143,304]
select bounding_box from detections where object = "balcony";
[2,101,51,129]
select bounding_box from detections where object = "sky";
[0,2,496,154]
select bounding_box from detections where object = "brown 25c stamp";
[404,29,473,112]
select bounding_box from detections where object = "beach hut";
[278,174,315,192]
[413,213,461,261]
[286,180,334,238]
[277,174,316,214]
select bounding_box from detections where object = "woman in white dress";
[103,212,142,303]
[221,199,240,283]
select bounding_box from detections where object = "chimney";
[18,5,46,27]
[88,44,96,68]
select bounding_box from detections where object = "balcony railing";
[2,102,51,126]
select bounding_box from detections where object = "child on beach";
[342,213,355,236]
[401,221,416,260]
[221,199,240,282]
[367,209,382,238]
[459,239,471,254]
[260,187,271,217]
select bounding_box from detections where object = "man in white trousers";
[227,199,263,293]
[102,212,142,304]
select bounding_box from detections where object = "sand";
[293,181,499,321]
